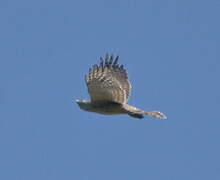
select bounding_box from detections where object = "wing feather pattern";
[85,54,131,104]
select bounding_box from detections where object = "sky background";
[0,0,220,179]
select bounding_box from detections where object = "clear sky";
[0,0,220,179]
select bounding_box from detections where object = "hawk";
[76,54,167,119]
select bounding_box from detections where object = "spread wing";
[85,54,131,104]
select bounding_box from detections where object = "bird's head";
[75,99,91,111]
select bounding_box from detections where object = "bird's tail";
[123,104,167,119]
[144,111,167,119]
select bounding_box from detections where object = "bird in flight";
[76,54,167,119]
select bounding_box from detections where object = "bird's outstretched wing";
[85,54,131,104]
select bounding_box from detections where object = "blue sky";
[0,0,220,179]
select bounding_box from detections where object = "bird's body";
[76,100,127,115]
[76,54,167,119]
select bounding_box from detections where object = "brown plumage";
[76,54,167,119]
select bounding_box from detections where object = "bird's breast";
[89,101,127,115]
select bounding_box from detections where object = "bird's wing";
[85,54,131,104]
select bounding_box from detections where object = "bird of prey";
[76,54,167,119]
